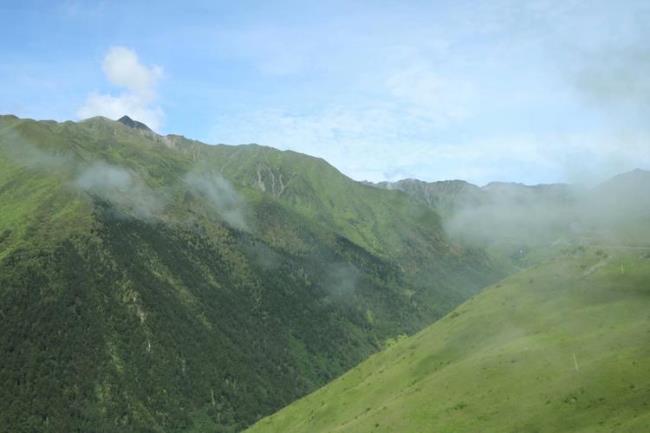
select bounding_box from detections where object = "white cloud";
[77,46,163,130]
[102,46,162,100]
[209,104,650,186]
[208,104,456,183]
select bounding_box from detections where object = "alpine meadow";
[1,2,650,433]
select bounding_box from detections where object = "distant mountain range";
[374,170,649,220]
[373,169,650,262]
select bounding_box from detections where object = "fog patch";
[0,128,73,170]
[573,44,650,117]
[322,262,360,298]
[184,170,250,231]
[565,40,650,180]
[444,185,580,247]
[443,172,650,251]
[75,162,165,219]
[244,241,282,270]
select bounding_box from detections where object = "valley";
[246,247,650,433]
[0,115,648,433]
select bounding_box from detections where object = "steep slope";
[118,115,153,131]
[0,115,504,433]
[246,247,650,433]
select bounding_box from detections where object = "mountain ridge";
[0,114,505,433]
[117,115,153,131]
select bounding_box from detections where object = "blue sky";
[1,0,649,185]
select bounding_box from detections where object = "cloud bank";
[205,1,650,185]
[78,46,164,130]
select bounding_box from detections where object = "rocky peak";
[118,115,152,132]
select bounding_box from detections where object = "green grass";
[0,129,91,259]
[246,248,650,433]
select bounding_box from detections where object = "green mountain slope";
[0,115,504,433]
[246,247,650,433]
[374,178,484,218]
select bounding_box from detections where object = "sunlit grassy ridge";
[246,248,650,433]
[0,115,504,433]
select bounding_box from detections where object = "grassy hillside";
[0,115,504,433]
[246,246,650,433]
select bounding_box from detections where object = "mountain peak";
[117,115,152,131]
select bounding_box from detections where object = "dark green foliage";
[0,205,442,432]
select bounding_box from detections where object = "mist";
[443,171,650,256]
[0,127,72,170]
[437,18,650,253]
[244,241,282,270]
[574,44,650,117]
[322,262,360,299]
[560,37,650,183]
[184,170,250,231]
[74,162,166,219]
[0,120,261,230]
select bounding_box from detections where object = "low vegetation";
[246,248,650,433]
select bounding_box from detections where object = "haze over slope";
[246,246,650,433]
[0,115,504,433]
[376,172,650,265]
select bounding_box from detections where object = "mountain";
[374,173,650,263]
[0,115,505,433]
[588,169,650,238]
[375,178,575,218]
[245,246,650,433]
[596,168,650,192]
[374,179,483,218]
[117,115,153,132]
[374,179,578,267]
